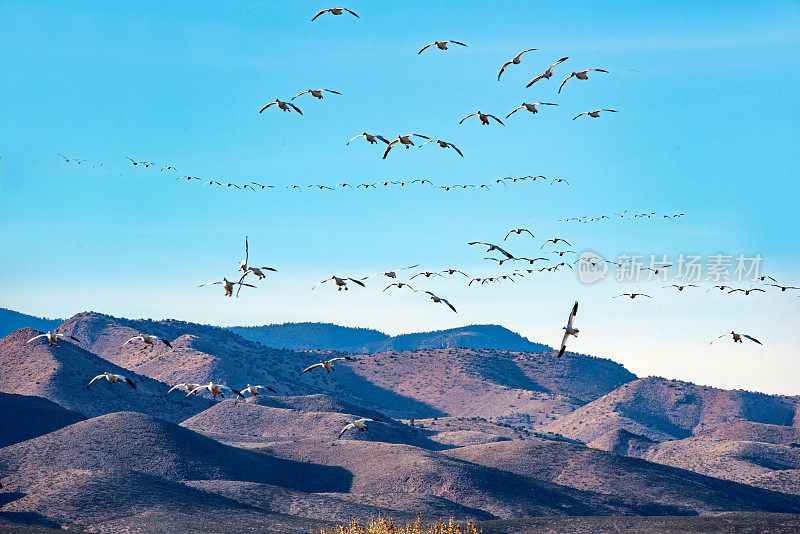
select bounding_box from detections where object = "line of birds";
[560,212,686,222]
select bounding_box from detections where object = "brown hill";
[0,328,210,422]
[444,439,800,515]
[0,392,85,448]
[544,376,800,443]
[587,428,657,456]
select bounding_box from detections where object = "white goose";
[240,384,277,396]
[87,372,136,389]
[573,109,618,120]
[382,134,431,159]
[459,111,504,126]
[526,57,569,87]
[418,40,467,54]
[292,89,341,100]
[558,69,609,93]
[199,277,256,297]
[506,102,557,119]
[311,7,359,21]
[259,99,303,114]
[361,265,419,280]
[415,290,457,313]
[186,382,243,399]
[166,382,202,396]
[557,301,579,358]
[498,48,537,80]
[27,331,80,347]
[468,241,515,259]
[301,356,355,375]
[711,331,762,345]
[420,139,463,157]
[347,133,390,146]
[337,418,382,439]
[122,334,172,349]
[313,276,366,291]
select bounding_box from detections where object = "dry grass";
[317,515,481,534]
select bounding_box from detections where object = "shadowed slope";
[0,392,85,448]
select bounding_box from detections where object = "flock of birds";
[32,6,793,443]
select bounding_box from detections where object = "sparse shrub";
[317,515,481,534]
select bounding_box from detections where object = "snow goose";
[415,290,457,313]
[311,7,359,21]
[240,384,277,396]
[27,331,80,347]
[259,99,302,114]
[199,277,256,297]
[420,139,463,157]
[87,373,136,389]
[347,133,390,145]
[506,102,557,119]
[361,265,419,280]
[526,57,569,87]
[498,48,537,80]
[313,276,366,291]
[559,69,609,93]
[122,334,172,349]
[186,382,243,399]
[664,284,698,291]
[301,356,355,375]
[459,111,504,126]
[337,418,382,439]
[728,288,766,296]
[292,89,341,100]
[504,228,534,240]
[167,383,201,396]
[557,301,579,358]
[439,268,469,277]
[540,238,571,248]
[711,332,762,345]
[468,241,515,259]
[384,282,416,291]
[418,40,467,54]
[382,134,430,159]
[766,283,800,292]
[613,293,653,299]
[573,109,618,120]
[410,271,445,280]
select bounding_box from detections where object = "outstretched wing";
[418,43,435,54]
[567,301,578,329]
[287,102,303,115]
[558,74,574,94]
[86,375,105,388]
[292,90,310,100]
[311,9,329,21]
[26,334,47,343]
[337,423,354,439]
[498,61,512,80]
[743,334,762,345]
[300,363,323,375]
[459,113,477,124]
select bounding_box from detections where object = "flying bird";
[460,111,504,126]
[198,278,256,297]
[87,373,136,389]
[664,284,698,291]
[557,301,579,358]
[766,283,800,292]
[728,288,766,296]
[468,241,515,259]
[415,290,457,313]
[711,331,762,345]
[259,99,303,114]
[506,102,557,119]
[420,139,463,157]
[613,293,653,299]
[498,48,537,80]
[382,133,431,159]
[292,89,341,100]
[313,276,366,291]
[504,228,534,240]
[384,282,416,291]
[301,356,355,375]
[240,384,277,396]
[573,109,618,120]
[541,238,571,248]
[361,265,419,280]
[410,271,445,280]
[26,331,80,347]
[122,334,172,349]
[311,7,359,21]
[526,57,569,87]
[559,69,609,93]
[166,383,202,396]
[347,133,390,145]
[439,268,468,277]
[186,382,243,400]
[338,418,381,439]
[418,40,467,54]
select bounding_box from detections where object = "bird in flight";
[460,111,504,126]
[439,268,469,277]
[347,133,390,145]
[313,276,366,291]
[506,102,557,119]
[384,282,416,291]
[766,283,800,292]
[186,382,243,400]
[526,57,569,87]
[122,334,172,349]
[559,69,609,93]
[410,271,445,280]
[382,133,431,159]
[711,331,762,345]
[259,99,303,114]
[498,48,537,80]
[420,139,463,157]
[418,40,467,54]
[87,372,136,389]
[504,228,534,240]
[292,89,341,100]
[27,331,80,347]
[557,301,579,358]
[728,288,766,296]
[415,290,457,313]
[199,277,256,297]
[240,384,277,396]
[311,7,359,21]
[541,238,571,248]
[468,241,515,259]
[613,293,653,299]
[362,265,419,280]
[301,356,355,375]
[338,418,381,439]
[166,382,202,396]
[664,284,698,292]
[573,109,618,120]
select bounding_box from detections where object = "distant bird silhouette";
[420,139,463,157]
[415,290,457,313]
[711,331,762,345]
[418,40,467,54]
[361,265,419,280]
[347,133,390,145]
[557,301,579,358]
[87,373,136,389]
[338,418,381,439]
[311,7,359,21]
[186,382,243,399]
[301,356,355,374]
[468,241,515,259]
[122,334,172,349]
[614,293,652,299]
[504,228,534,240]
[506,102,557,119]
[559,69,609,93]
[292,89,341,100]
[498,48,537,80]
[259,99,302,114]
[460,111,504,126]
[199,278,256,297]
[313,276,365,291]
[526,57,569,87]
[573,109,618,120]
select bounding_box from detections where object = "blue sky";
[2,1,799,394]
